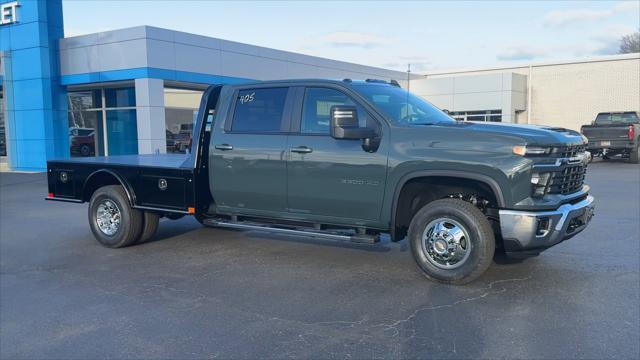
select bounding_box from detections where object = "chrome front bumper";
[499,195,595,252]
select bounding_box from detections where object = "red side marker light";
[47,193,54,198]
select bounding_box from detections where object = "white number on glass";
[239,92,255,104]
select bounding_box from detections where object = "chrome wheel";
[421,217,471,269]
[96,199,121,236]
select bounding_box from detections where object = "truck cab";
[46,79,596,284]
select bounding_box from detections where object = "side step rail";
[203,218,380,244]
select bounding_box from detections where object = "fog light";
[536,217,550,236]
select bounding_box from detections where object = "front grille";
[545,145,587,195]
[548,164,587,194]
[554,145,586,159]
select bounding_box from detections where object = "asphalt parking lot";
[1,160,638,359]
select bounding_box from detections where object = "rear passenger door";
[286,86,388,223]
[210,86,293,215]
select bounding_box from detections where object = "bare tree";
[619,30,640,54]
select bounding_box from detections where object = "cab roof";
[223,78,401,88]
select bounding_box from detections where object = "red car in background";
[69,127,95,157]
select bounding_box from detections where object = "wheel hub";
[96,200,121,236]
[433,238,448,255]
[422,218,471,270]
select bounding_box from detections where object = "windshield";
[352,84,455,126]
[595,112,639,124]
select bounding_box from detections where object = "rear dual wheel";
[88,185,159,248]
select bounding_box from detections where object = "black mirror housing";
[330,105,375,140]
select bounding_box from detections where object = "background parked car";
[69,127,95,157]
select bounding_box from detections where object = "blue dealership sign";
[0,0,68,170]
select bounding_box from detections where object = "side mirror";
[330,105,375,140]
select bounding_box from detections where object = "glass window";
[68,90,101,110]
[106,109,138,155]
[595,112,639,124]
[302,88,370,134]
[105,87,136,108]
[164,88,203,153]
[352,84,454,126]
[450,110,501,122]
[67,85,138,157]
[165,108,196,153]
[68,111,104,157]
[232,88,288,133]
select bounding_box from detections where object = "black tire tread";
[408,198,495,285]
[88,185,142,248]
[138,211,160,243]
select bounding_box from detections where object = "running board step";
[203,219,380,244]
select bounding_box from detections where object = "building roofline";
[60,25,409,79]
[421,53,640,77]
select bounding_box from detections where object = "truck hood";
[433,121,586,147]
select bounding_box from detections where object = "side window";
[301,88,370,135]
[231,88,288,133]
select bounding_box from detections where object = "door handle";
[291,146,313,154]
[214,144,233,151]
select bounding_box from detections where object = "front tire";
[88,185,143,248]
[408,198,495,285]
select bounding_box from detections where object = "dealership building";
[1,0,639,171]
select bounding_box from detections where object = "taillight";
[629,125,635,141]
[47,193,54,198]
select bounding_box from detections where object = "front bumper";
[499,195,595,253]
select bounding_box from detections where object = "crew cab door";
[210,86,293,214]
[286,86,388,223]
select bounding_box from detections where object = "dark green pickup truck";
[46,79,595,284]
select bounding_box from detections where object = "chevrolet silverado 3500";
[46,79,595,284]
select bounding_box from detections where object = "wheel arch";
[390,170,505,242]
[82,169,136,205]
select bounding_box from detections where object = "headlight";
[513,145,551,156]
[531,172,551,198]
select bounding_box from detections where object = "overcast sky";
[62,0,640,73]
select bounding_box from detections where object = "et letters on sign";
[1,1,19,25]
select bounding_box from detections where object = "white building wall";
[421,54,640,131]
[411,73,527,123]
